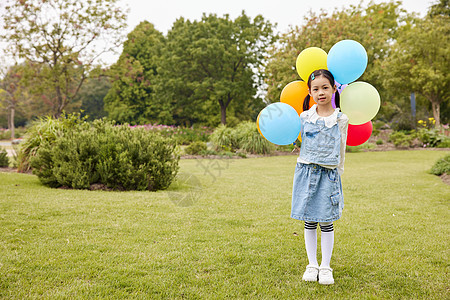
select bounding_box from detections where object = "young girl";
[291,69,349,285]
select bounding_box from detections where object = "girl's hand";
[292,139,301,152]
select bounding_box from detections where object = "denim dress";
[291,114,344,223]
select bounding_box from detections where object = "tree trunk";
[431,99,440,128]
[221,104,227,125]
[8,107,15,140]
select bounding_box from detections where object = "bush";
[430,154,450,176]
[0,148,9,167]
[132,124,213,145]
[234,122,274,155]
[389,131,416,148]
[185,141,207,155]
[17,113,87,172]
[210,122,274,155]
[30,120,179,191]
[376,139,383,145]
[437,138,450,148]
[416,128,448,148]
[209,124,239,151]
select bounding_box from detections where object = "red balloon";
[347,121,373,146]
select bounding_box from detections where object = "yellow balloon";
[296,47,328,81]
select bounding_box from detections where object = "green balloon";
[340,81,380,125]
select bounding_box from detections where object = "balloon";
[327,40,368,84]
[296,47,328,81]
[256,111,263,137]
[258,102,302,145]
[347,121,373,146]
[340,81,380,125]
[280,81,315,115]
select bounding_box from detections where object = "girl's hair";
[302,69,340,112]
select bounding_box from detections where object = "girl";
[291,69,349,285]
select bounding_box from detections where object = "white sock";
[320,231,334,269]
[304,228,319,267]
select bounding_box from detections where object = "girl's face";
[308,75,336,108]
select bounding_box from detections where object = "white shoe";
[318,267,334,285]
[302,265,319,282]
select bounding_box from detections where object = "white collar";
[306,104,341,128]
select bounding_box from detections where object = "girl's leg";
[302,221,319,281]
[319,222,334,268]
[318,222,334,285]
[304,221,319,267]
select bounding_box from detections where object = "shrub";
[376,139,383,145]
[234,122,274,154]
[30,120,179,191]
[185,141,207,155]
[430,154,450,176]
[17,113,88,172]
[416,128,448,148]
[209,124,239,151]
[389,131,416,148]
[437,138,450,148]
[0,148,9,167]
[131,124,213,145]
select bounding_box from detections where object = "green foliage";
[1,0,128,118]
[0,148,9,167]
[77,75,110,121]
[30,119,179,191]
[430,154,450,175]
[416,128,448,147]
[209,124,239,151]
[158,13,275,126]
[17,113,87,172]
[105,21,167,125]
[383,12,449,127]
[210,122,274,154]
[266,1,406,103]
[131,124,212,145]
[389,131,417,148]
[0,127,26,140]
[346,142,376,153]
[376,139,384,145]
[234,121,275,154]
[185,141,207,155]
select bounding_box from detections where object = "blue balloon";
[327,40,368,85]
[258,102,301,145]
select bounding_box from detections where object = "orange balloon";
[280,81,316,115]
[256,111,262,136]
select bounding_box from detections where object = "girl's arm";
[337,115,349,175]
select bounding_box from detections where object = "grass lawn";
[0,150,449,299]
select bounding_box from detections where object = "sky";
[0,0,435,68]
[124,0,433,35]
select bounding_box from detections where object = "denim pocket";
[330,193,340,206]
[327,170,338,182]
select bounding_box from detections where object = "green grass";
[0,150,449,299]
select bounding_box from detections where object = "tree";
[104,21,167,124]
[158,12,275,126]
[77,75,110,121]
[383,13,449,127]
[1,0,127,118]
[428,0,449,17]
[0,64,26,139]
[265,1,407,107]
